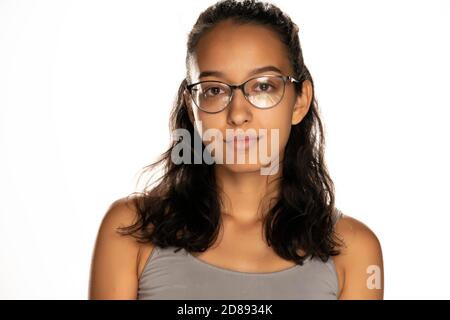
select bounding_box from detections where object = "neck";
[214,164,282,226]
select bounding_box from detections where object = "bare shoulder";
[334,213,382,255]
[102,196,140,228]
[89,196,149,299]
[333,212,384,299]
[94,196,144,250]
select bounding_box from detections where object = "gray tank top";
[138,208,343,300]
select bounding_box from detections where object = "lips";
[222,134,261,152]
[224,134,260,143]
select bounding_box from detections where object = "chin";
[218,162,264,174]
[210,147,282,176]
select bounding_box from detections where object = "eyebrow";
[198,65,284,79]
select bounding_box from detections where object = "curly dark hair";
[118,0,343,266]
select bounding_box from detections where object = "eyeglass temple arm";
[287,76,301,83]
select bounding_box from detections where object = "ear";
[291,79,313,125]
[183,89,195,125]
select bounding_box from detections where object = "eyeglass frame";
[185,74,301,114]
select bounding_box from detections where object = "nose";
[226,87,253,127]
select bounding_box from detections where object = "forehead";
[189,20,292,83]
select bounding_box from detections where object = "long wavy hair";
[118,0,343,265]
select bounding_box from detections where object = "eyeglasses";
[186,74,300,114]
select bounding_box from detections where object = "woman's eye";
[204,87,223,96]
[255,82,274,92]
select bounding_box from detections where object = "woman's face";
[185,19,312,174]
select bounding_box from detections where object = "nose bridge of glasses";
[228,82,253,107]
[230,82,246,96]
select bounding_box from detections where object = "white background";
[1,0,449,299]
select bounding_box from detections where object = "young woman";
[89,0,384,300]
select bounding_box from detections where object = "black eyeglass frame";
[185,74,300,114]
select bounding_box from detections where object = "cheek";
[258,108,293,150]
[193,112,225,143]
